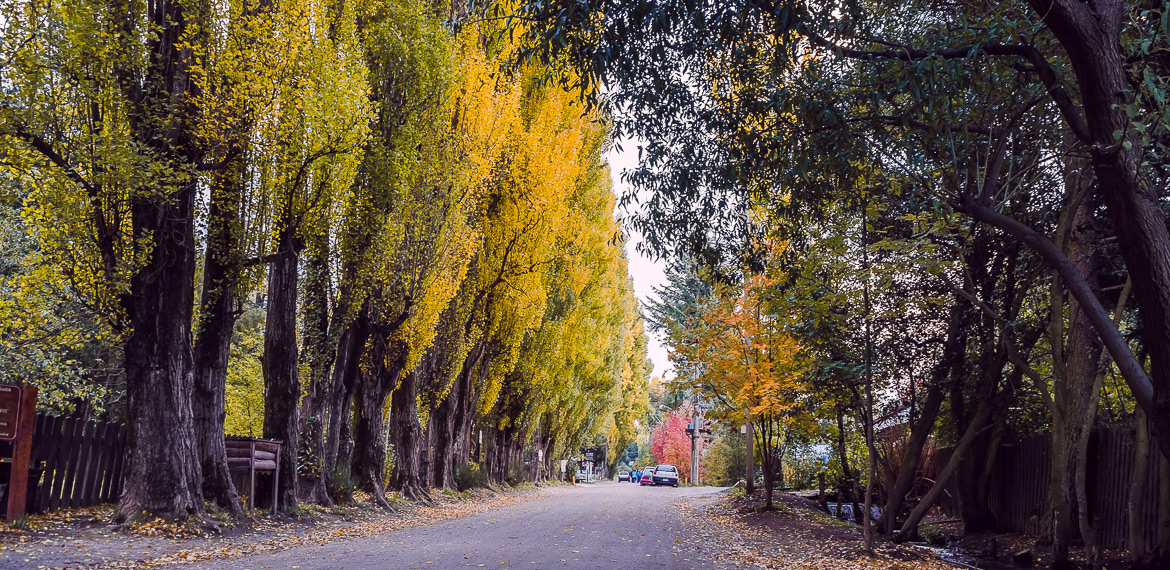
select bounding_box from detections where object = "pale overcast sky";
[605,139,674,381]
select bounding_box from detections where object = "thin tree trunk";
[745,416,755,493]
[879,301,964,538]
[835,409,856,521]
[1131,408,1149,564]
[882,325,953,537]
[757,416,775,509]
[861,209,875,551]
[896,398,995,542]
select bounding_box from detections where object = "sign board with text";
[0,384,24,440]
[0,384,37,520]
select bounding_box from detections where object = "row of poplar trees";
[0,0,651,521]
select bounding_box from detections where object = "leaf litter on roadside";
[675,491,954,570]
[0,487,546,570]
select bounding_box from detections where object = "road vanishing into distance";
[177,482,728,570]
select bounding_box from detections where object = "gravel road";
[174,482,729,570]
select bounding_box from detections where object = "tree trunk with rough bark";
[191,158,247,519]
[297,235,334,506]
[455,344,489,467]
[390,369,430,500]
[325,309,368,483]
[1026,0,1170,460]
[352,333,406,507]
[262,233,301,512]
[430,342,474,488]
[1040,170,1105,568]
[117,0,209,522]
[431,391,456,489]
[120,183,205,522]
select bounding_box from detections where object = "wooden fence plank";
[936,428,1156,549]
[97,423,118,503]
[71,422,95,509]
[28,414,46,512]
[36,415,60,511]
[23,414,129,512]
[47,417,81,510]
[110,424,127,501]
[58,418,89,510]
[80,423,107,507]
[96,422,118,503]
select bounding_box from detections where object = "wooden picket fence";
[28,414,128,512]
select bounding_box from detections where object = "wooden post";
[6,386,38,520]
[818,472,828,513]
[248,441,256,512]
[271,443,279,514]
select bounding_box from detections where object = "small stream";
[907,542,1017,570]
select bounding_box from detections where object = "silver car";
[651,464,679,487]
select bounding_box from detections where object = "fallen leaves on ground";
[0,487,547,570]
[676,491,954,570]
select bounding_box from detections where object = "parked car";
[639,467,655,486]
[652,464,679,487]
[617,470,630,482]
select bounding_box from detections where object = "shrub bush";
[506,463,527,487]
[328,464,357,505]
[920,524,948,546]
[455,461,488,491]
[702,426,745,486]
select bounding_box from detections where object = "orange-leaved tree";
[676,267,807,508]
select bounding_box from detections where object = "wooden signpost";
[0,384,38,520]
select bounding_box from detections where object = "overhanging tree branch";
[801,29,1091,141]
[950,195,1156,418]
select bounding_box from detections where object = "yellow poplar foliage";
[1,0,650,462]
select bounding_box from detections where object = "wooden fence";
[28,414,127,512]
[936,428,1160,549]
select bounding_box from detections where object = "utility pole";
[691,411,700,485]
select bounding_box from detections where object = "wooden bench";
[224,436,281,513]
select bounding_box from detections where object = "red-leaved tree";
[651,409,703,483]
